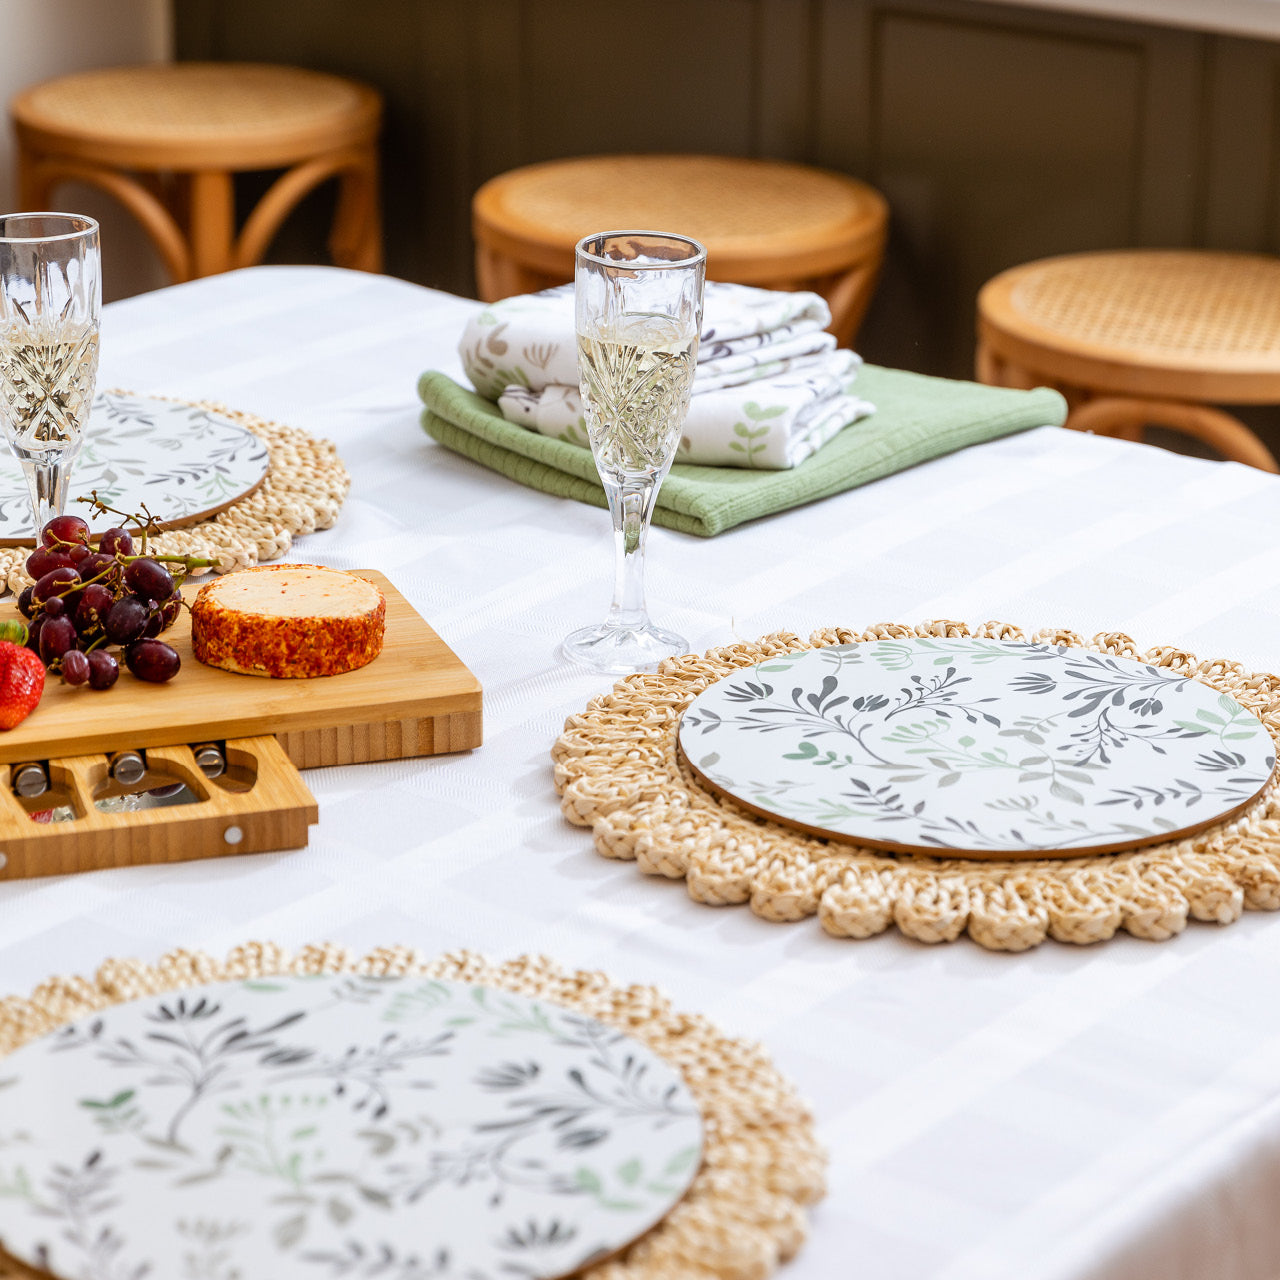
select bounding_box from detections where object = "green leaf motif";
[383,980,452,1023]
[79,1089,135,1110]
[664,1145,699,1175]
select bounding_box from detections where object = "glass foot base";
[559,620,690,676]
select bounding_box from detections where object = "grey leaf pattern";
[0,977,703,1280]
[0,391,268,538]
[680,639,1275,853]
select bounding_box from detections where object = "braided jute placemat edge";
[0,943,825,1280]
[553,621,1280,952]
[0,395,351,594]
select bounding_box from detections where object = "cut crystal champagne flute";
[561,230,705,674]
[0,213,101,539]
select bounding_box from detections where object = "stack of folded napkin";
[458,282,874,469]
[420,284,1069,537]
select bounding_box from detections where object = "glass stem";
[603,473,659,630]
[20,454,73,537]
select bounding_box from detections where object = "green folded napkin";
[418,366,1067,537]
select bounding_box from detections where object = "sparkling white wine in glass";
[0,213,101,538]
[577,314,697,474]
[561,231,705,675]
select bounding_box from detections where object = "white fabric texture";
[8,266,1280,1280]
[460,281,875,468]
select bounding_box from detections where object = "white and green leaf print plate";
[0,975,702,1280]
[0,391,269,544]
[678,638,1276,857]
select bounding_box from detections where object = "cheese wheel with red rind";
[191,565,385,678]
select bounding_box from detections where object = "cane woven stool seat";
[977,250,1280,471]
[472,154,889,347]
[10,62,383,283]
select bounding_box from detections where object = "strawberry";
[0,639,45,730]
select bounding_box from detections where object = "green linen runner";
[418,365,1067,537]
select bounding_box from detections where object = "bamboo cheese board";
[0,571,482,880]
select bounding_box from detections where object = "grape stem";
[75,489,161,551]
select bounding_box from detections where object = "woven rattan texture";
[17,65,366,141]
[1009,252,1280,358]
[502,157,869,241]
[553,622,1280,953]
[0,396,349,597]
[0,943,825,1280]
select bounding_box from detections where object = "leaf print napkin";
[457,282,875,468]
[418,365,1068,537]
[498,350,874,469]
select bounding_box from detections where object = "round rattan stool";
[977,250,1280,471]
[472,154,889,347]
[10,62,383,283]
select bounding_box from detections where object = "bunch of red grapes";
[17,512,197,687]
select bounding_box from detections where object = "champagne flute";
[561,230,705,675]
[0,213,101,540]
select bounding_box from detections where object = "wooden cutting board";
[0,570,482,768]
[0,570,482,879]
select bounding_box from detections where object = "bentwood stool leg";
[974,338,1003,387]
[824,258,883,348]
[329,144,383,273]
[976,343,1044,392]
[1067,397,1280,472]
[16,142,47,210]
[475,244,563,303]
[188,169,236,278]
[234,147,383,273]
[19,151,192,282]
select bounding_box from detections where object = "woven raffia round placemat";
[0,396,350,596]
[553,622,1280,952]
[0,943,825,1280]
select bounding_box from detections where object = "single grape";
[68,543,91,565]
[158,588,182,629]
[43,595,66,618]
[98,527,135,557]
[74,583,115,634]
[33,566,81,602]
[79,552,123,589]
[26,546,75,579]
[61,649,90,686]
[125,639,180,683]
[104,596,148,645]
[41,514,90,549]
[26,616,43,654]
[87,649,119,691]
[141,601,164,639]
[124,557,174,602]
[16,585,34,619]
[39,615,78,665]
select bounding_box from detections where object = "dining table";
[5,263,1280,1280]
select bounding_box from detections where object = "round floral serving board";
[0,391,269,545]
[0,975,703,1280]
[677,637,1277,858]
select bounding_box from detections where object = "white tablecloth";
[6,265,1280,1280]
